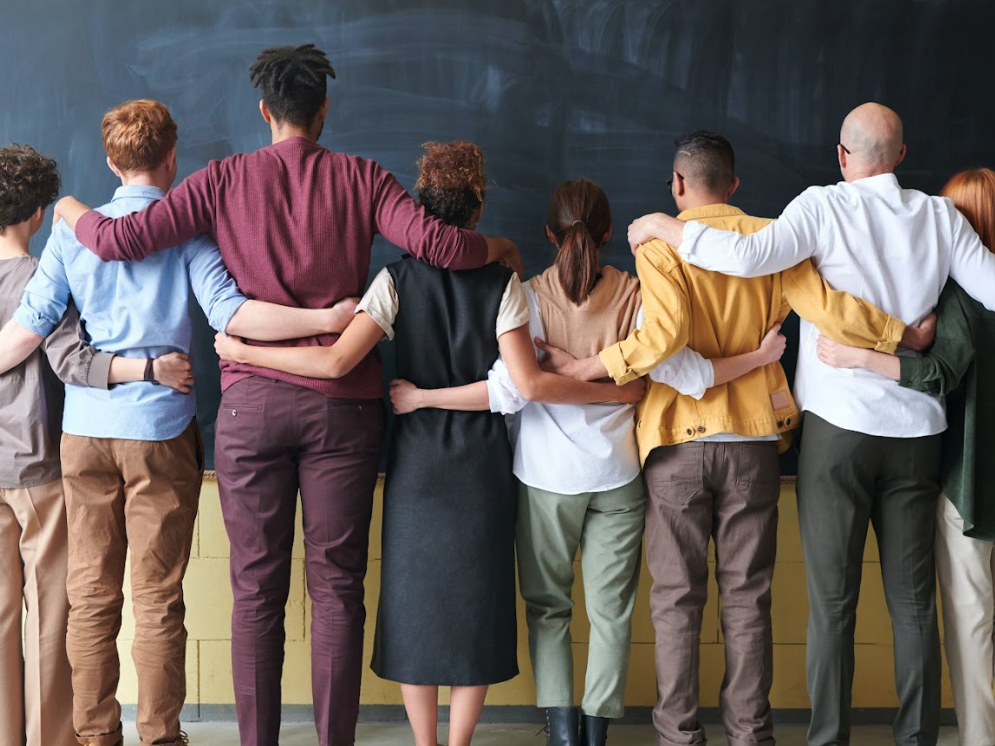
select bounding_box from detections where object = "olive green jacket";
[900,281,995,541]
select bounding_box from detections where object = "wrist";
[146,358,160,385]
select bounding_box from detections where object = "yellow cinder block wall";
[114,476,954,710]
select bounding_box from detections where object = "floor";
[125,722,962,745]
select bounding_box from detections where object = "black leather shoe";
[544,706,580,746]
[579,714,610,746]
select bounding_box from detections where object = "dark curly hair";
[250,43,336,126]
[0,144,60,231]
[415,141,487,229]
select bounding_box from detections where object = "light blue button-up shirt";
[14,185,247,441]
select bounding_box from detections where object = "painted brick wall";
[113,477,953,709]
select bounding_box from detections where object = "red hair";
[941,168,995,253]
[102,99,177,173]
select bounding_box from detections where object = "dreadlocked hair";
[0,144,60,231]
[249,43,336,126]
[415,141,487,229]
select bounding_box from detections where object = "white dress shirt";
[678,173,995,437]
[485,287,714,494]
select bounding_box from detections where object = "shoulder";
[635,238,682,272]
[1,255,39,291]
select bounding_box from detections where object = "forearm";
[419,382,490,411]
[108,356,145,383]
[231,343,351,379]
[523,370,626,404]
[561,354,610,381]
[0,320,44,374]
[225,301,342,341]
[848,348,901,380]
[711,350,767,386]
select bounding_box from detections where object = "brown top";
[0,256,111,488]
[530,265,641,359]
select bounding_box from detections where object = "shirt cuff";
[599,344,638,385]
[875,315,906,354]
[214,297,249,334]
[11,305,56,338]
[87,352,114,390]
[676,220,707,260]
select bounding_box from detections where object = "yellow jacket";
[599,204,906,464]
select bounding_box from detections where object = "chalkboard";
[4,0,995,472]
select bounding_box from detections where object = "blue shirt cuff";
[12,304,57,338]
[212,297,248,333]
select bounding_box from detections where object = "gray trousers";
[796,412,942,746]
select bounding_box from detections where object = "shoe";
[579,714,610,746]
[543,707,580,746]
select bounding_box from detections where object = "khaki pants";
[61,420,203,746]
[644,441,780,746]
[935,495,995,746]
[0,479,76,746]
[516,478,645,718]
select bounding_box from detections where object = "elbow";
[517,378,540,402]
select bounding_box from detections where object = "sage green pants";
[516,477,645,718]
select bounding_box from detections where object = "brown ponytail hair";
[547,178,612,304]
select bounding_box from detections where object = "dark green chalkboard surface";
[4,0,994,470]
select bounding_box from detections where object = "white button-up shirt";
[678,173,995,438]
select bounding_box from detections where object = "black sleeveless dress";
[370,258,519,686]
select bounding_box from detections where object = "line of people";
[1,41,994,746]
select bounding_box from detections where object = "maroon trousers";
[215,377,384,746]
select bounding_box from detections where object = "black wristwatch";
[144,358,159,385]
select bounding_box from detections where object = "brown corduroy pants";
[0,478,76,746]
[643,441,780,746]
[61,419,203,746]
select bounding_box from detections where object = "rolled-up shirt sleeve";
[185,237,248,332]
[12,228,72,338]
[635,308,714,399]
[355,268,398,340]
[486,356,527,414]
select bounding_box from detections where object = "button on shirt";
[678,173,995,437]
[14,185,247,441]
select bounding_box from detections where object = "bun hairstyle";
[415,141,487,229]
[941,168,995,255]
[547,178,612,304]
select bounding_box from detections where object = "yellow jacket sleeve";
[600,241,691,383]
[781,259,905,353]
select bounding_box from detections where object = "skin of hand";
[816,335,869,369]
[153,352,194,393]
[327,296,360,333]
[214,333,247,363]
[616,377,646,403]
[627,212,685,253]
[390,379,422,414]
[902,311,936,351]
[534,336,577,374]
[757,323,787,365]
[501,241,525,279]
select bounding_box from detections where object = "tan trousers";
[61,420,203,746]
[935,495,995,746]
[0,479,76,746]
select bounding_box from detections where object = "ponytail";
[554,220,599,304]
[546,178,612,305]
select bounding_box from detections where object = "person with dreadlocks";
[214,141,644,746]
[53,44,522,746]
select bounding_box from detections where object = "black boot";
[544,706,580,746]
[579,714,611,746]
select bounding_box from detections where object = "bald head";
[839,103,904,173]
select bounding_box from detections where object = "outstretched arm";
[225,297,358,341]
[58,166,217,262]
[390,379,490,414]
[214,311,384,379]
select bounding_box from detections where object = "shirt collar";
[848,172,901,192]
[676,203,746,222]
[112,184,166,201]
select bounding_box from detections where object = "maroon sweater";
[76,137,488,399]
